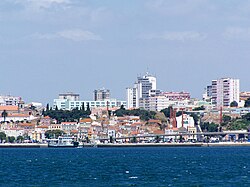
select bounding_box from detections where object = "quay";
[89,142,250,148]
[0,143,48,148]
[0,142,250,148]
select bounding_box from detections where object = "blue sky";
[0,0,250,104]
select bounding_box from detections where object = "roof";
[80,118,92,123]
[18,123,35,127]
[61,122,77,125]
[8,113,30,117]
[148,119,161,123]
[0,106,18,111]
[36,125,49,129]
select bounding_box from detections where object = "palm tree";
[1,110,8,123]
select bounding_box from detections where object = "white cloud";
[13,0,71,11]
[223,27,250,40]
[140,31,207,41]
[32,29,102,41]
[58,29,102,41]
[145,0,215,16]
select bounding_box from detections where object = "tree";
[244,98,250,107]
[86,103,91,115]
[161,107,172,118]
[120,105,125,110]
[17,135,24,143]
[1,110,8,122]
[46,103,50,111]
[7,136,15,143]
[0,132,6,143]
[201,122,219,132]
[242,113,250,121]
[230,101,238,107]
[223,115,231,124]
[190,113,199,126]
[81,102,85,111]
[45,130,65,139]
[154,112,168,123]
[193,105,205,111]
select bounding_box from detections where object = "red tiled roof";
[0,106,18,111]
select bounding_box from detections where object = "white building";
[149,95,170,111]
[93,88,110,101]
[126,72,157,109]
[0,95,22,106]
[176,114,195,129]
[211,78,240,109]
[126,86,139,109]
[59,92,80,101]
[53,98,126,110]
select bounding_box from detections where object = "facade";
[0,95,22,106]
[211,78,240,109]
[126,86,139,109]
[240,92,250,101]
[59,92,79,101]
[93,88,110,101]
[53,98,126,110]
[176,114,195,129]
[126,72,157,109]
[149,95,170,111]
[162,92,190,101]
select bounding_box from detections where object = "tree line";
[43,103,91,123]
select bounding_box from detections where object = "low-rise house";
[4,128,24,138]
[49,124,62,131]
[61,122,78,135]
[1,113,37,123]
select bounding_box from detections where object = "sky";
[0,0,250,104]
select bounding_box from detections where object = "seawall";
[0,143,48,148]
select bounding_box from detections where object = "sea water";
[0,147,249,186]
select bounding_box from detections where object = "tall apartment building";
[211,78,240,109]
[93,88,110,101]
[126,72,157,109]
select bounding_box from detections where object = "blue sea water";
[0,147,249,187]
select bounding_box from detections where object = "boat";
[47,136,79,148]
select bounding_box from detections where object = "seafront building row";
[0,73,249,144]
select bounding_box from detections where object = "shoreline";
[0,142,249,148]
[92,142,250,148]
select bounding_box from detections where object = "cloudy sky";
[0,0,250,104]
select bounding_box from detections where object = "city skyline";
[1,0,250,104]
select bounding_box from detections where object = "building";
[59,92,79,101]
[0,95,23,106]
[126,72,157,109]
[176,114,195,129]
[126,86,139,109]
[211,78,240,109]
[149,95,170,111]
[53,98,126,110]
[94,88,110,101]
[240,92,250,101]
[162,92,191,101]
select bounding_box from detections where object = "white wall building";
[211,78,240,109]
[176,114,195,129]
[0,95,22,106]
[53,99,126,110]
[149,95,170,111]
[126,72,157,109]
